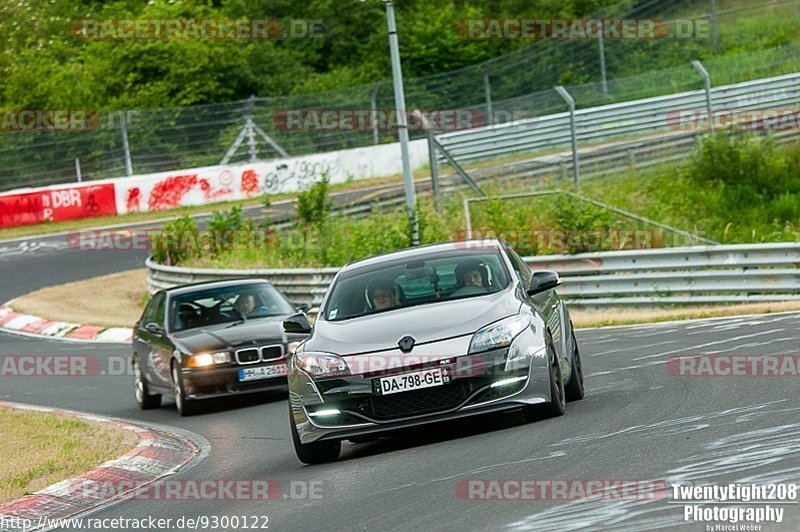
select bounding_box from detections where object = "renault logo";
[397,335,415,353]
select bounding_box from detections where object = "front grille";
[260,345,283,361]
[235,344,284,365]
[235,348,260,365]
[356,381,470,420]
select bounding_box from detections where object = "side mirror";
[144,322,165,336]
[283,313,312,334]
[527,270,562,296]
[294,301,312,312]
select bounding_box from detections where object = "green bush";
[295,174,332,229]
[207,206,250,256]
[151,215,199,266]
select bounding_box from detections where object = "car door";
[505,245,567,371]
[135,292,173,391]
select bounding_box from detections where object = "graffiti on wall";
[263,159,338,193]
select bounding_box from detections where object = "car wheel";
[523,334,566,421]
[289,409,341,464]
[564,326,585,402]
[172,363,197,417]
[133,358,161,410]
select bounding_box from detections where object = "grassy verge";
[572,302,800,329]
[0,407,138,504]
[144,134,800,270]
[10,269,147,328]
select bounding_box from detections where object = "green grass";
[168,133,800,270]
[0,407,137,503]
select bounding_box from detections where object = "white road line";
[631,329,785,361]
[589,340,680,358]
[701,337,799,354]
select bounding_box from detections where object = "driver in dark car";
[234,290,268,317]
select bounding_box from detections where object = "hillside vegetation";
[2,0,797,111]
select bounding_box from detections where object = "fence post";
[484,66,494,125]
[463,198,473,239]
[75,158,82,182]
[597,10,608,95]
[370,83,381,144]
[709,0,719,54]
[120,110,133,176]
[414,110,441,213]
[246,95,258,163]
[555,86,579,188]
[691,60,714,133]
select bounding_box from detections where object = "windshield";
[169,283,295,332]
[322,249,511,322]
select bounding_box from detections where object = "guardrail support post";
[121,110,133,176]
[370,83,381,144]
[555,85,580,188]
[691,60,714,133]
[432,137,486,198]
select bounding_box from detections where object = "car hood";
[171,316,287,353]
[306,288,522,356]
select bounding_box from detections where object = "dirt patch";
[10,269,148,328]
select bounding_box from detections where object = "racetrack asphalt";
[2,215,799,531]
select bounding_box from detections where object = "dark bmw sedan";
[132,279,309,416]
[284,239,585,463]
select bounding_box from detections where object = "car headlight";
[186,351,230,368]
[469,315,532,354]
[295,351,350,378]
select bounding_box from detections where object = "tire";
[133,358,161,410]
[523,334,566,421]
[289,408,341,464]
[172,363,198,417]
[564,326,585,402]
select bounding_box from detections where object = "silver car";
[284,239,585,463]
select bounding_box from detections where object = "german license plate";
[238,364,287,382]
[374,367,449,395]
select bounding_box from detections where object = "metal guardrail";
[436,73,800,166]
[146,243,800,310]
[146,258,339,311]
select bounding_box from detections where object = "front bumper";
[289,329,551,444]
[182,361,288,399]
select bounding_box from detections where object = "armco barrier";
[436,72,800,164]
[146,257,339,310]
[146,243,800,309]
